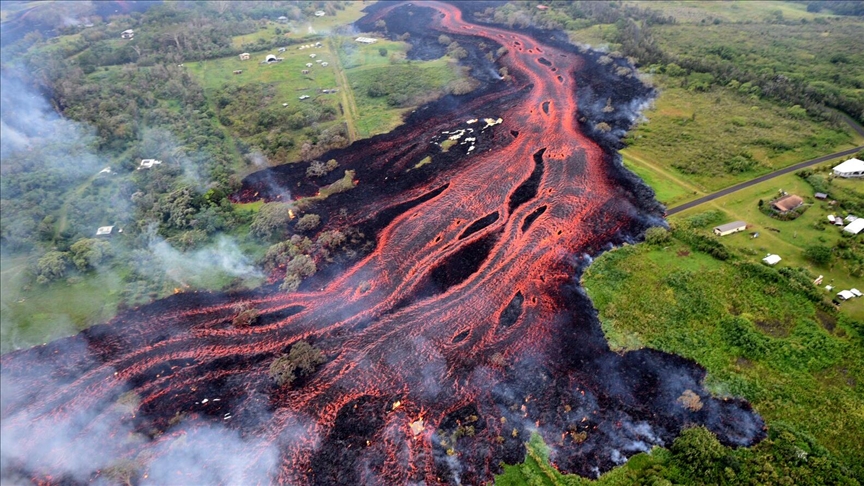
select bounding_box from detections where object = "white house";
[239,52,250,60]
[355,37,377,44]
[762,254,781,266]
[833,158,864,178]
[843,218,864,235]
[314,10,326,17]
[713,221,746,236]
[139,159,162,169]
[837,290,856,300]
[120,29,134,39]
[96,226,114,236]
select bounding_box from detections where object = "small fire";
[392,400,402,410]
[288,209,296,219]
[173,288,182,294]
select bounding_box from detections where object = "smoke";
[146,232,263,286]
[0,72,101,175]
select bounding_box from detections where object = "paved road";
[667,145,864,216]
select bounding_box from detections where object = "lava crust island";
[0,2,764,485]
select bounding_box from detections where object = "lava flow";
[0,2,764,485]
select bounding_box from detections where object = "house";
[98,167,111,175]
[355,37,377,44]
[762,254,781,266]
[305,63,313,67]
[299,95,310,100]
[713,221,747,236]
[96,226,114,237]
[278,47,286,52]
[277,16,288,23]
[264,54,283,63]
[301,69,310,74]
[321,61,329,67]
[120,29,134,39]
[843,218,864,235]
[233,70,243,75]
[852,289,863,297]
[837,290,856,301]
[139,159,162,170]
[815,192,828,200]
[832,158,864,178]
[828,215,836,223]
[845,214,858,222]
[771,194,803,213]
[315,42,322,47]
[239,52,250,60]
[314,10,326,17]
[309,53,317,58]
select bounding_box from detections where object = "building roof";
[772,194,803,212]
[714,221,746,232]
[838,290,855,300]
[843,218,864,235]
[833,158,864,173]
[762,254,781,265]
[815,192,828,199]
[96,225,114,236]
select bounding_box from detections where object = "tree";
[36,251,70,283]
[69,238,113,271]
[670,426,726,482]
[378,47,388,57]
[232,305,259,328]
[438,34,452,45]
[269,340,325,387]
[804,245,832,265]
[644,226,669,245]
[251,202,293,240]
[295,213,321,232]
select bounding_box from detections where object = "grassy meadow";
[621,77,861,201]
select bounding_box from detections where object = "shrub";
[269,341,326,387]
[295,214,321,232]
[803,245,832,265]
[644,226,670,245]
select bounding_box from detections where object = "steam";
[146,233,263,286]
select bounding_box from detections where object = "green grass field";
[622,1,828,24]
[0,255,125,353]
[671,164,864,321]
[581,235,864,479]
[622,78,860,197]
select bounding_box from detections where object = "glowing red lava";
[1,3,763,485]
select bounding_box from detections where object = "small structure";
[314,10,326,17]
[845,214,858,222]
[832,158,864,178]
[299,95,310,100]
[837,290,856,301]
[713,221,747,236]
[537,4,549,10]
[321,61,329,67]
[301,69,310,74]
[233,70,243,75]
[815,192,828,200]
[264,54,283,63]
[309,53,317,58]
[305,63,313,67]
[120,29,134,39]
[278,47,286,52]
[762,254,781,266]
[851,288,863,297]
[277,16,288,23]
[239,52,250,61]
[843,218,864,235]
[828,214,836,223]
[355,37,378,44]
[813,275,824,286]
[771,194,803,213]
[96,226,114,237]
[98,167,111,175]
[139,159,162,170]
[315,42,322,47]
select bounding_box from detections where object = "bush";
[295,214,321,232]
[803,245,832,265]
[251,202,293,240]
[269,341,326,387]
[36,251,70,283]
[644,226,670,245]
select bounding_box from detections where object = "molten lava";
[0,2,764,485]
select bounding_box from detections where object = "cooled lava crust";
[0,2,764,484]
